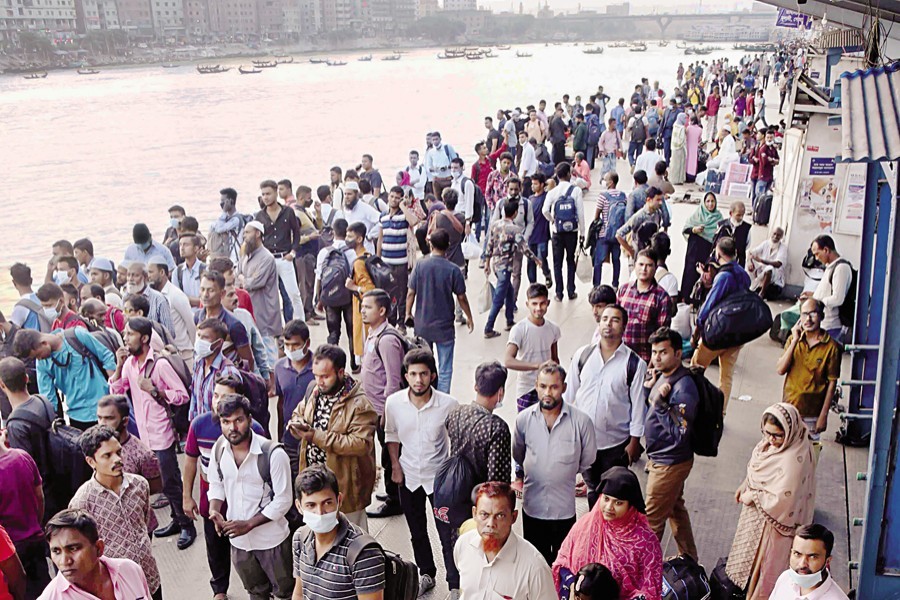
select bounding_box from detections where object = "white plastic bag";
[462,233,481,261]
[478,279,494,314]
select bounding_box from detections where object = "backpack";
[14,298,52,333]
[346,534,419,600]
[433,453,479,530]
[682,367,725,457]
[80,322,123,356]
[462,177,485,224]
[662,555,711,600]
[360,254,397,293]
[827,259,857,329]
[602,191,628,241]
[710,557,746,600]
[374,327,431,390]
[144,350,193,436]
[647,109,660,136]
[62,329,109,380]
[175,262,206,293]
[237,369,272,437]
[320,247,353,308]
[631,116,647,143]
[318,207,337,251]
[8,395,93,508]
[701,289,773,351]
[577,344,640,386]
[214,436,286,506]
[587,114,602,146]
[554,185,579,233]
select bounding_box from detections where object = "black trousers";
[15,534,50,600]
[551,232,578,299]
[552,141,566,165]
[582,439,631,509]
[388,264,408,326]
[204,514,232,595]
[376,422,399,503]
[325,303,356,369]
[399,486,460,590]
[155,443,191,529]
[522,512,577,565]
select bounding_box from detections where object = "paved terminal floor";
[149,184,869,599]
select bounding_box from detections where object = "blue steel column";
[857,164,900,598]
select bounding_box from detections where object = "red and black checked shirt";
[617,281,673,362]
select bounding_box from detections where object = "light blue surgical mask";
[302,509,339,534]
[194,338,213,359]
[169,218,180,228]
[43,302,61,320]
[53,270,69,285]
[787,568,826,589]
[140,240,152,251]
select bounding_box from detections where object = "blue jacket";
[697,261,751,328]
[644,366,699,465]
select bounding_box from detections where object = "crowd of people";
[0,39,856,600]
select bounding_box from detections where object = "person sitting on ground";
[569,563,621,600]
[553,467,662,600]
[748,227,788,299]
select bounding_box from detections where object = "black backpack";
[360,254,397,292]
[346,534,419,600]
[462,177,485,224]
[62,329,110,380]
[433,452,479,530]
[320,247,353,308]
[144,351,193,436]
[237,369,272,437]
[828,259,857,329]
[374,328,431,390]
[632,116,647,143]
[662,555,711,600]
[710,557,746,600]
[682,367,725,458]
[701,289,772,351]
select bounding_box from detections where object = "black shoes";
[177,524,197,550]
[366,501,403,518]
[154,521,180,538]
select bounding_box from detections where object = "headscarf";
[744,403,817,535]
[676,112,687,127]
[683,192,723,242]
[553,468,662,600]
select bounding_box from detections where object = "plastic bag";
[462,233,481,261]
[478,279,494,314]
[575,249,593,283]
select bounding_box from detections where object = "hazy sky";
[479,0,761,15]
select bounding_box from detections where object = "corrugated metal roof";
[815,28,864,50]
[840,61,900,162]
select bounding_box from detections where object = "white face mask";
[53,271,69,285]
[194,338,214,359]
[43,301,61,320]
[787,567,825,589]
[287,345,308,362]
[302,510,339,534]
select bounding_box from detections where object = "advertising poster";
[836,164,866,235]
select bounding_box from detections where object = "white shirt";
[159,281,195,355]
[564,342,647,449]
[454,529,556,600]
[332,202,382,254]
[207,431,292,551]
[813,259,853,331]
[315,240,356,284]
[406,163,427,199]
[384,388,458,495]
[519,143,538,178]
[768,571,849,600]
[750,239,788,288]
[507,319,561,399]
[634,150,665,178]
[542,181,586,236]
[451,175,477,220]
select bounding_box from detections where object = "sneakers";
[418,574,435,597]
[484,330,501,339]
[450,589,460,600]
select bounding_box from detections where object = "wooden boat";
[381,54,401,61]
[77,68,100,75]
[465,52,483,60]
[496,44,511,50]
[273,52,289,57]
[252,60,277,68]
[582,46,604,54]
[309,57,328,64]
[24,71,48,79]
[274,56,294,64]
[358,55,372,61]
[326,60,347,66]
[629,43,647,52]
[608,41,629,48]
[238,65,262,74]
[196,65,230,74]
[658,40,669,47]
[161,63,180,68]
[515,51,532,58]
[685,46,712,55]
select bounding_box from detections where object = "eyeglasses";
[762,428,785,440]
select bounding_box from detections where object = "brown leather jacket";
[292,380,377,514]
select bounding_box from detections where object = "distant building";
[74,0,120,32]
[298,0,321,33]
[605,2,628,16]
[368,0,416,33]
[1,0,77,43]
[417,0,439,18]
[117,0,154,35]
[183,0,210,37]
[442,7,485,33]
[443,0,474,11]
[151,0,185,36]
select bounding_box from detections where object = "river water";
[0,43,748,307]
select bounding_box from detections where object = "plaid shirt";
[189,353,241,420]
[617,281,672,362]
[485,169,511,211]
[69,474,160,593]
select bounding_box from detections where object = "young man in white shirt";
[768,524,849,600]
[406,150,427,200]
[207,394,294,600]
[384,348,459,596]
[564,304,647,509]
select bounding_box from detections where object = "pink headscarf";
[553,506,662,600]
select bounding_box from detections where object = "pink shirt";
[38,557,151,600]
[109,348,189,451]
[573,161,592,190]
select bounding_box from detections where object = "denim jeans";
[527,242,551,284]
[755,179,772,203]
[593,239,621,287]
[586,144,596,169]
[627,141,642,166]
[485,268,515,333]
[277,277,293,322]
[422,338,455,394]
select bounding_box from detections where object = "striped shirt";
[293,514,385,599]
[379,211,410,266]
